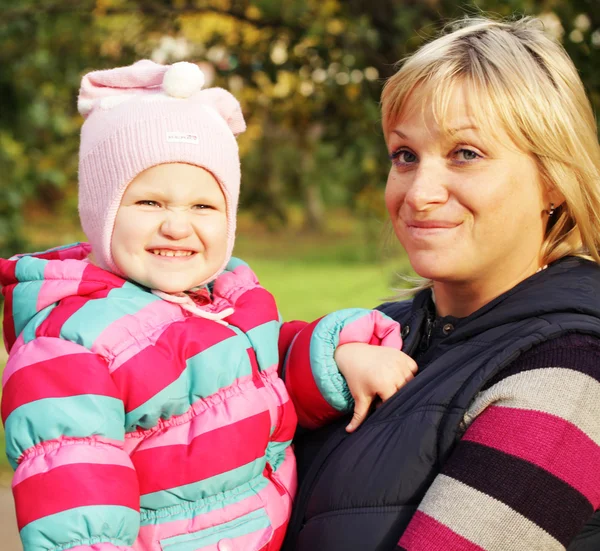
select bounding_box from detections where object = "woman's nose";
[403,162,448,211]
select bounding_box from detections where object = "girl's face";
[385,84,552,313]
[112,163,228,293]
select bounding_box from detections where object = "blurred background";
[0,1,598,543]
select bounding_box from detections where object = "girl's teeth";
[151,250,193,257]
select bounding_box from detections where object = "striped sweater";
[398,333,600,551]
[0,242,402,551]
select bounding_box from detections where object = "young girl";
[0,60,416,551]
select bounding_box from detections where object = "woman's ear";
[544,185,566,212]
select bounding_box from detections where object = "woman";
[283,16,600,551]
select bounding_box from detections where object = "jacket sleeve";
[397,335,600,551]
[280,308,402,429]
[2,337,140,551]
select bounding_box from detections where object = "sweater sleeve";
[397,334,600,551]
[280,308,402,429]
[2,337,140,551]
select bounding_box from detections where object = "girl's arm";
[397,334,600,551]
[280,308,404,429]
[2,337,139,551]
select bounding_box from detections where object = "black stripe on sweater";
[482,333,600,391]
[443,440,593,546]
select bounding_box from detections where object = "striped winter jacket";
[0,242,401,551]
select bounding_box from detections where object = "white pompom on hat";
[162,61,205,98]
[77,59,246,286]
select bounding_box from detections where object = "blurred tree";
[0,0,598,256]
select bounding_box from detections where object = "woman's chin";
[408,254,462,282]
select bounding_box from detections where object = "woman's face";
[385,85,550,302]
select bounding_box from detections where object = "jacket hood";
[0,242,126,352]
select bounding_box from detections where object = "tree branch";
[1,0,305,33]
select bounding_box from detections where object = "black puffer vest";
[283,257,600,551]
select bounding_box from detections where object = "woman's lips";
[404,220,461,237]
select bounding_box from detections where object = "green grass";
[247,258,402,320]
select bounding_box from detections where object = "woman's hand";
[334,342,418,433]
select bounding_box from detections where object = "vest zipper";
[423,313,434,350]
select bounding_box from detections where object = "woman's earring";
[547,203,556,216]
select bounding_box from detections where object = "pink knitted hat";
[77,59,246,285]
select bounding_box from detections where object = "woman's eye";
[389,149,418,166]
[454,148,481,162]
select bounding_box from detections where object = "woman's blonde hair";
[382,16,600,294]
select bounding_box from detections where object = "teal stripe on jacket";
[20,505,139,551]
[60,282,161,349]
[246,320,280,370]
[266,440,290,471]
[160,508,270,551]
[140,476,269,525]
[309,310,364,411]
[22,304,57,345]
[11,281,45,339]
[124,335,252,431]
[15,256,49,282]
[140,458,266,510]
[5,395,125,467]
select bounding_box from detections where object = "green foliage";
[0,0,598,258]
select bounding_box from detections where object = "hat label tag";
[166,132,199,144]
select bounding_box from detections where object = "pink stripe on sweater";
[399,511,485,551]
[222,287,279,332]
[0,258,17,350]
[37,260,89,311]
[13,439,132,486]
[338,311,403,348]
[464,405,600,506]
[132,411,271,494]
[2,350,116,421]
[2,337,94,386]
[124,376,273,454]
[135,493,264,550]
[68,545,134,551]
[269,377,297,443]
[36,279,81,312]
[111,318,235,412]
[91,299,184,359]
[14,463,139,529]
[134,466,294,551]
[266,447,296,527]
[43,257,88,281]
[284,319,338,429]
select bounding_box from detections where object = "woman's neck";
[432,261,543,318]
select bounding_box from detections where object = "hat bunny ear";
[77,60,168,117]
[199,87,246,136]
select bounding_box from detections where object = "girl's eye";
[136,200,160,207]
[454,148,481,162]
[193,204,212,210]
[389,148,418,166]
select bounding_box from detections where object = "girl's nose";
[160,213,193,239]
